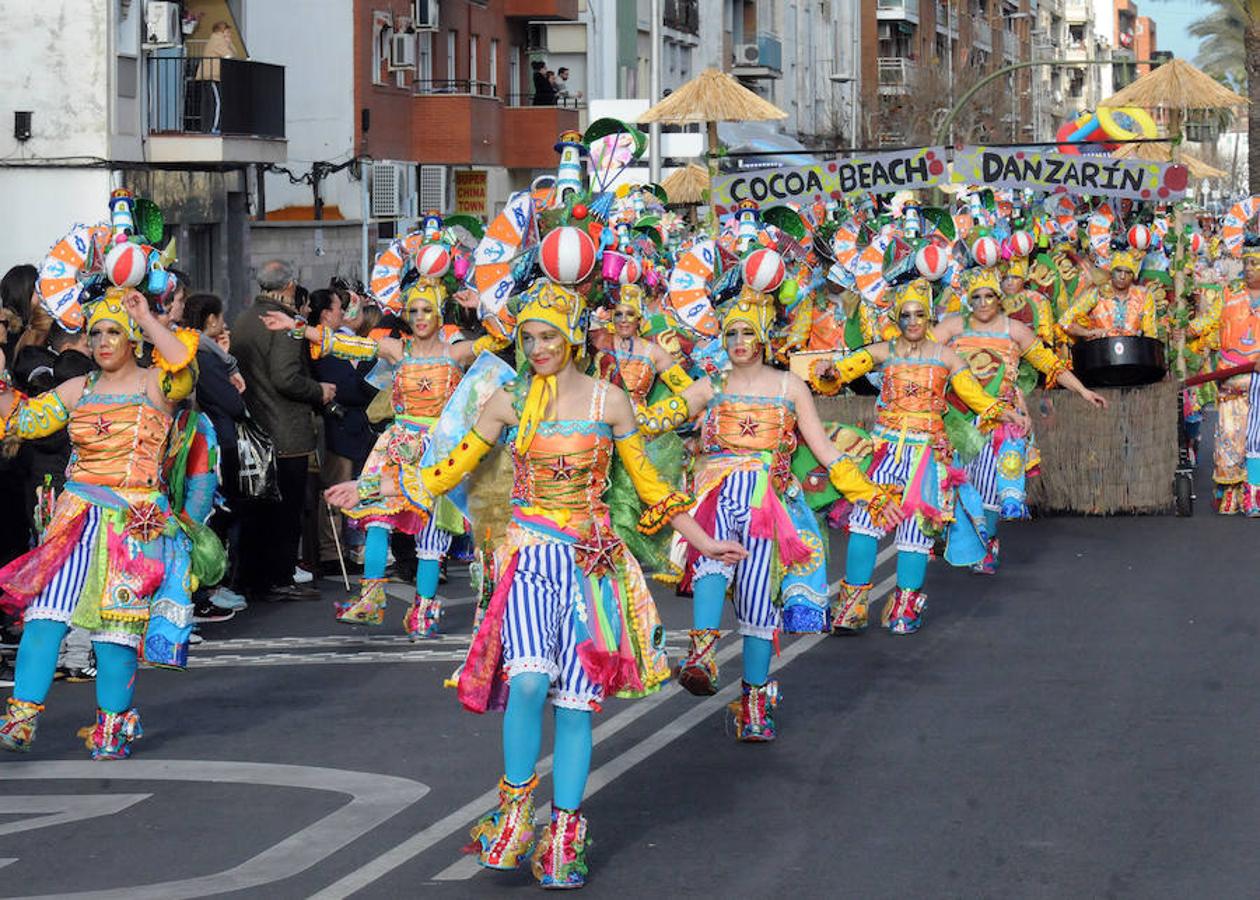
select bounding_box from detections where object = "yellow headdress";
[85,288,141,344]
[404,277,447,320]
[963,267,1002,301]
[1110,250,1139,274]
[892,278,933,318]
[514,281,588,453]
[1003,257,1029,280]
[721,296,775,345]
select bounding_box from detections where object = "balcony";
[664,0,700,35]
[415,79,498,98]
[502,105,581,168]
[877,0,921,23]
[877,57,916,95]
[1001,29,1018,60]
[971,16,992,49]
[1064,43,1091,62]
[1064,0,1091,21]
[504,0,578,19]
[731,33,783,79]
[145,55,286,164]
[935,1,958,33]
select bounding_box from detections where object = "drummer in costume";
[326,282,743,888]
[936,269,1108,572]
[262,278,504,639]
[635,287,903,740]
[808,279,1028,634]
[1000,257,1056,346]
[1059,250,1158,341]
[592,282,692,406]
[0,289,199,758]
[1184,239,1260,515]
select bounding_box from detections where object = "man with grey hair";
[231,260,334,602]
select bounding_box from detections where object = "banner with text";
[952,146,1189,201]
[454,169,488,216]
[712,147,949,214]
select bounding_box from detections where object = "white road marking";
[0,794,151,837]
[1,761,428,900]
[318,560,896,893]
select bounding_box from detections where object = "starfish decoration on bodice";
[414,375,434,394]
[92,415,111,436]
[737,414,759,437]
[549,456,577,481]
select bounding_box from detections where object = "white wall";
[243,0,359,218]
[0,169,115,271]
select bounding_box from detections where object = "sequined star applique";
[550,456,577,481]
[92,415,111,436]
[737,414,759,437]
[414,376,434,393]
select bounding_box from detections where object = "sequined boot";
[1247,485,1260,518]
[733,680,778,742]
[403,595,441,641]
[972,538,1000,575]
[0,699,43,752]
[676,628,721,696]
[830,581,871,635]
[885,588,927,635]
[1216,483,1245,515]
[466,774,538,870]
[87,708,142,760]
[336,577,387,625]
[532,806,590,889]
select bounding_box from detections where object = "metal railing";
[877,57,915,91]
[505,93,583,108]
[877,0,921,19]
[413,79,497,97]
[972,16,992,48]
[147,55,285,138]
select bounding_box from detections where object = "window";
[447,30,457,82]
[470,34,478,86]
[372,12,393,86]
[419,31,433,82]
[490,39,499,95]
[509,45,521,105]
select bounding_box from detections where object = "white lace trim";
[24,608,72,625]
[736,621,778,640]
[551,687,602,711]
[504,657,561,681]
[693,557,734,583]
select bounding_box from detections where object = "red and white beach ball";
[1189,232,1204,255]
[914,243,951,281]
[414,243,452,278]
[971,236,1001,268]
[618,255,642,285]
[1006,230,1034,259]
[740,247,786,292]
[1127,224,1152,251]
[539,227,597,284]
[105,242,148,288]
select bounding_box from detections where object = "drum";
[1071,336,1166,387]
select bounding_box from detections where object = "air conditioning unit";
[419,165,447,214]
[144,1,180,46]
[371,161,401,218]
[412,0,439,30]
[735,43,761,66]
[390,32,417,70]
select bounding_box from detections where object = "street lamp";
[829,72,859,150]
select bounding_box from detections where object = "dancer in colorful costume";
[592,282,692,405]
[326,282,743,889]
[808,279,1028,634]
[1000,257,1056,346]
[1059,250,1157,340]
[937,269,1108,572]
[637,289,903,740]
[0,289,199,758]
[1185,240,1260,515]
[262,278,503,638]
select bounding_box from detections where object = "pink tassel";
[749,495,813,566]
[901,449,943,524]
[942,466,968,490]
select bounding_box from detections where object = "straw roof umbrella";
[639,69,787,221]
[1099,59,1246,148]
[661,163,709,205]
[1110,141,1228,180]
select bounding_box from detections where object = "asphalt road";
[2,442,1258,899]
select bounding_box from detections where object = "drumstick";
[1183,362,1256,387]
[327,505,351,591]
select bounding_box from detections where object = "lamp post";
[828,72,858,150]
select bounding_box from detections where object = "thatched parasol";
[639,69,787,223]
[1099,59,1245,113]
[661,163,709,205]
[1110,141,1227,180]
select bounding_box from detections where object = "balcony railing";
[663,0,700,35]
[1064,0,1091,21]
[877,0,921,22]
[414,79,497,97]
[505,93,584,109]
[877,57,916,93]
[147,56,284,138]
[971,16,992,48]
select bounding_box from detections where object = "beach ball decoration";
[618,255,642,285]
[914,243,951,281]
[1127,224,1152,252]
[1006,230,1034,259]
[414,243,452,278]
[740,247,786,292]
[539,226,597,284]
[104,242,148,288]
[971,236,1001,268]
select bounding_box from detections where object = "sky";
[1141,0,1203,64]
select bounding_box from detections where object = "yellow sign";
[454,170,487,216]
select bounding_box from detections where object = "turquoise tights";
[503,672,592,810]
[14,620,137,713]
[363,524,442,599]
[844,533,929,591]
[693,573,772,686]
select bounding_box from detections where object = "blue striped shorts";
[26,506,102,625]
[966,438,1000,512]
[501,541,600,711]
[1246,373,1260,458]
[694,469,780,640]
[848,445,934,554]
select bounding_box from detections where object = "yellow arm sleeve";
[636,394,690,438]
[659,362,694,393]
[1022,341,1066,388]
[808,348,877,396]
[613,431,694,534]
[1058,289,1096,332]
[151,327,200,402]
[827,457,877,503]
[419,428,494,496]
[5,390,70,440]
[310,325,380,362]
[471,333,512,356]
[951,368,1010,426]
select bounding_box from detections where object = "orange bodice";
[510,421,614,520]
[67,384,171,489]
[950,318,1021,400]
[875,352,951,439]
[1089,286,1148,336]
[598,344,655,405]
[393,351,462,420]
[1219,283,1260,366]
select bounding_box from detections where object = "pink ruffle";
[748,494,813,566]
[458,553,519,714]
[0,510,89,615]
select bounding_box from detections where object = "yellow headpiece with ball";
[404,278,446,324]
[1110,250,1140,274]
[892,278,933,317]
[85,288,141,344]
[721,296,775,348]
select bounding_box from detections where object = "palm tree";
[1193,0,1260,191]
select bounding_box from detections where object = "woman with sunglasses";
[262,279,504,639]
[809,279,1028,636]
[936,269,1107,573]
[636,287,904,741]
[325,280,744,888]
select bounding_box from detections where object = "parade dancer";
[809,279,1028,635]
[937,269,1108,572]
[0,289,198,758]
[262,280,501,639]
[326,282,743,888]
[592,283,692,406]
[1184,242,1260,515]
[1059,250,1158,340]
[636,291,903,740]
